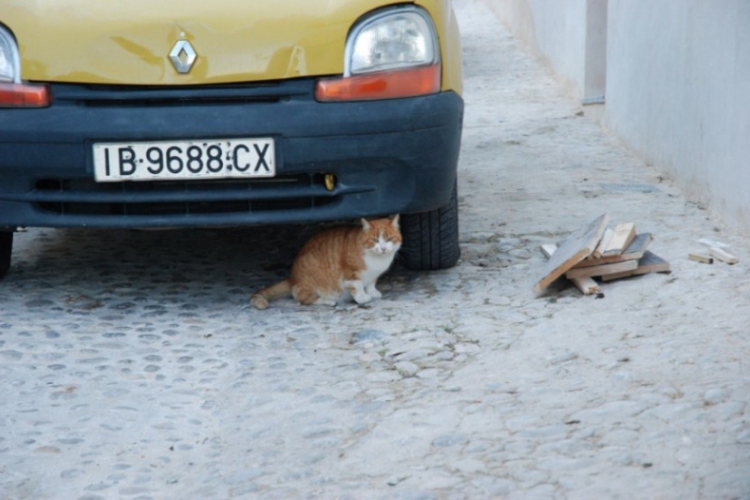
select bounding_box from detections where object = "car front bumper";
[0,79,463,229]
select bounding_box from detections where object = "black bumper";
[0,79,463,229]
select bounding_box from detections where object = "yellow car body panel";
[1,0,461,93]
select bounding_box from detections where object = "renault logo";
[169,40,197,74]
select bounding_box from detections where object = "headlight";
[0,24,20,83]
[315,6,441,102]
[347,7,439,76]
[0,24,50,107]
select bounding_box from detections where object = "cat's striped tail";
[250,279,292,310]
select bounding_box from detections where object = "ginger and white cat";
[250,216,402,309]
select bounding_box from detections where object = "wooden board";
[565,259,638,279]
[591,228,614,259]
[602,222,636,256]
[533,214,609,295]
[601,251,671,281]
[573,233,653,268]
[539,243,600,295]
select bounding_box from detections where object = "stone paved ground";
[2,0,750,498]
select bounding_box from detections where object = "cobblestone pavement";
[2,1,750,498]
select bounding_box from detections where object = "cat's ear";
[361,218,371,231]
[390,214,400,228]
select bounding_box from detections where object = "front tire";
[401,182,460,271]
[0,232,12,280]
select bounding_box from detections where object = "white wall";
[484,0,750,232]
[606,0,750,230]
[483,0,606,101]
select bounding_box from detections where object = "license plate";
[93,137,275,182]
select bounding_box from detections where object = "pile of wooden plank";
[534,214,670,295]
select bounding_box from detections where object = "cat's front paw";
[367,288,382,299]
[313,298,338,307]
[353,293,373,305]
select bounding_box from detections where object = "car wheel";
[400,182,460,271]
[0,231,12,280]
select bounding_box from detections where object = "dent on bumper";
[0,81,463,229]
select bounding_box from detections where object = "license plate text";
[93,138,275,182]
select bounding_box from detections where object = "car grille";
[33,175,340,217]
[51,80,314,107]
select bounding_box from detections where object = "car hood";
[4,0,406,85]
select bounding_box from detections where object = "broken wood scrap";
[709,246,738,264]
[573,233,653,268]
[570,276,600,295]
[533,214,609,295]
[688,253,713,264]
[601,251,671,281]
[540,244,557,259]
[539,243,600,295]
[699,238,728,249]
[699,239,738,264]
[602,222,636,256]
[565,259,638,279]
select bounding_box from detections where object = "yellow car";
[0,0,463,278]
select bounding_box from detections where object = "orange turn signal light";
[0,82,51,108]
[315,64,440,102]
